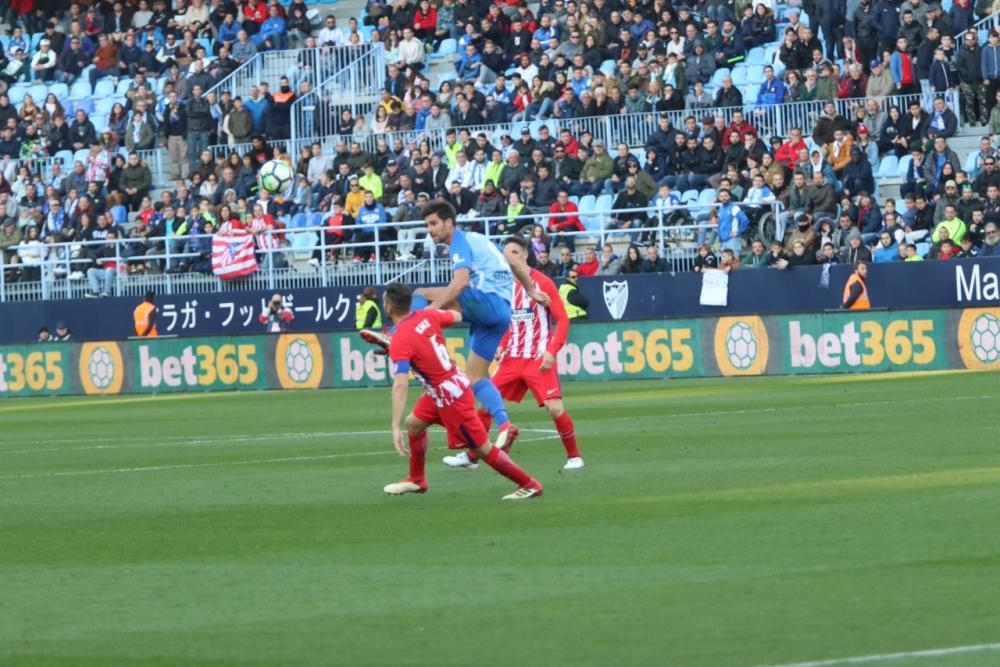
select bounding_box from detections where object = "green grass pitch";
[3,373,1000,667]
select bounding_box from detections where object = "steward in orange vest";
[842,261,870,310]
[133,291,158,336]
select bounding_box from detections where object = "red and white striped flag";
[212,232,258,280]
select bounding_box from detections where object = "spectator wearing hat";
[30,39,58,82]
[53,321,72,341]
[866,59,895,97]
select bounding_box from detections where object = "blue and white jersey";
[449,229,513,303]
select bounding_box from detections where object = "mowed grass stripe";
[2,373,1000,667]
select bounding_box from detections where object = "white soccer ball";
[259,159,294,195]
[88,347,115,389]
[971,313,1000,363]
[725,322,757,370]
[285,339,314,383]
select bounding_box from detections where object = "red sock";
[484,446,532,487]
[477,408,493,433]
[408,432,428,482]
[553,412,580,458]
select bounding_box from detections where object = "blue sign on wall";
[1,258,998,343]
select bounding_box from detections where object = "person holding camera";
[258,293,294,333]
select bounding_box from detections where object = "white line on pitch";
[0,449,396,481]
[762,641,1000,667]
[0,429,561,478]
[0,428,559,455]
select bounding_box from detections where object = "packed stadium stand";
[0,0,998,303]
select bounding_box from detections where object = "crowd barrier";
[3,305,999,398]
[279,89,961,160]
[2,257,999,344]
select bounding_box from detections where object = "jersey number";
[432,335,453,371]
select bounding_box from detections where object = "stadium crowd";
[0,0,999,294]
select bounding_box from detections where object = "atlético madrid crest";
[603,281,629,320]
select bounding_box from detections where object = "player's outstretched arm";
[390,373,410,457]
[428,267,470,311]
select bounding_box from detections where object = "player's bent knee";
[544,399,564,418]
[405,413,429,434]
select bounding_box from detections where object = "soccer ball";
[285,339,314,384]
[259,159,294,195]
[725,322,757,370]
[88,347,115,390]
[970,313,1000,363]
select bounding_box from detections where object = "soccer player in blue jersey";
[415,199,548,449]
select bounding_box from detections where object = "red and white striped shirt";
[250,215,277,249]
[501,268,569,360]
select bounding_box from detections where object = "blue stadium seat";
[360,25,375,42]
[963,150,980,178]
[95,97,115,115]
[577,195,598,231]
[54,149,73,166]
[528,119,547,139]
[681,189,698,204]
[49,82,69,101]
[93,79,115,98]
[599,59,617,77]
[710,68,731,88]
[290,213,307,229]
[30,32,44,51]
[895,155,912,178]
[289,231,318,259]
[431,38,457,60]
[91,113,107,133]
[68,80,91,100]
[72,148,89,164]
[196,38,213,54]
[730,67,749,86]
[72,98,93,115]
[26,83,47,102]
[747,47,766,66]
[875,155,898,179]
[568,195,579,205]
[697,189,717,205]
[110,205,128,226]
[594,194,614,231]
[7,85,26,105]
[916,242,931,258]
[115,78,133,96]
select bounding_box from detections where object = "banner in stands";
[4,307,1000,398]
[2,258,1000,343]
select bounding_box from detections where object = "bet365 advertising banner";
[2,307,1000,397]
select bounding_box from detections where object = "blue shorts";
[458,288,511,361]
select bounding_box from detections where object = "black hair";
[384,283,413,313]
[423,198,457,223]
[504,235,528,250]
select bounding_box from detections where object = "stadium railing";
[281,90,961,159]
[206,43,383,99]
[30,148,168,189]
[288,44,386,158]
[0,202,770,302]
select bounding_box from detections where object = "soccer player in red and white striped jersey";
[444,235,584,471]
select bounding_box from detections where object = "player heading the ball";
[414,199,549,451]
